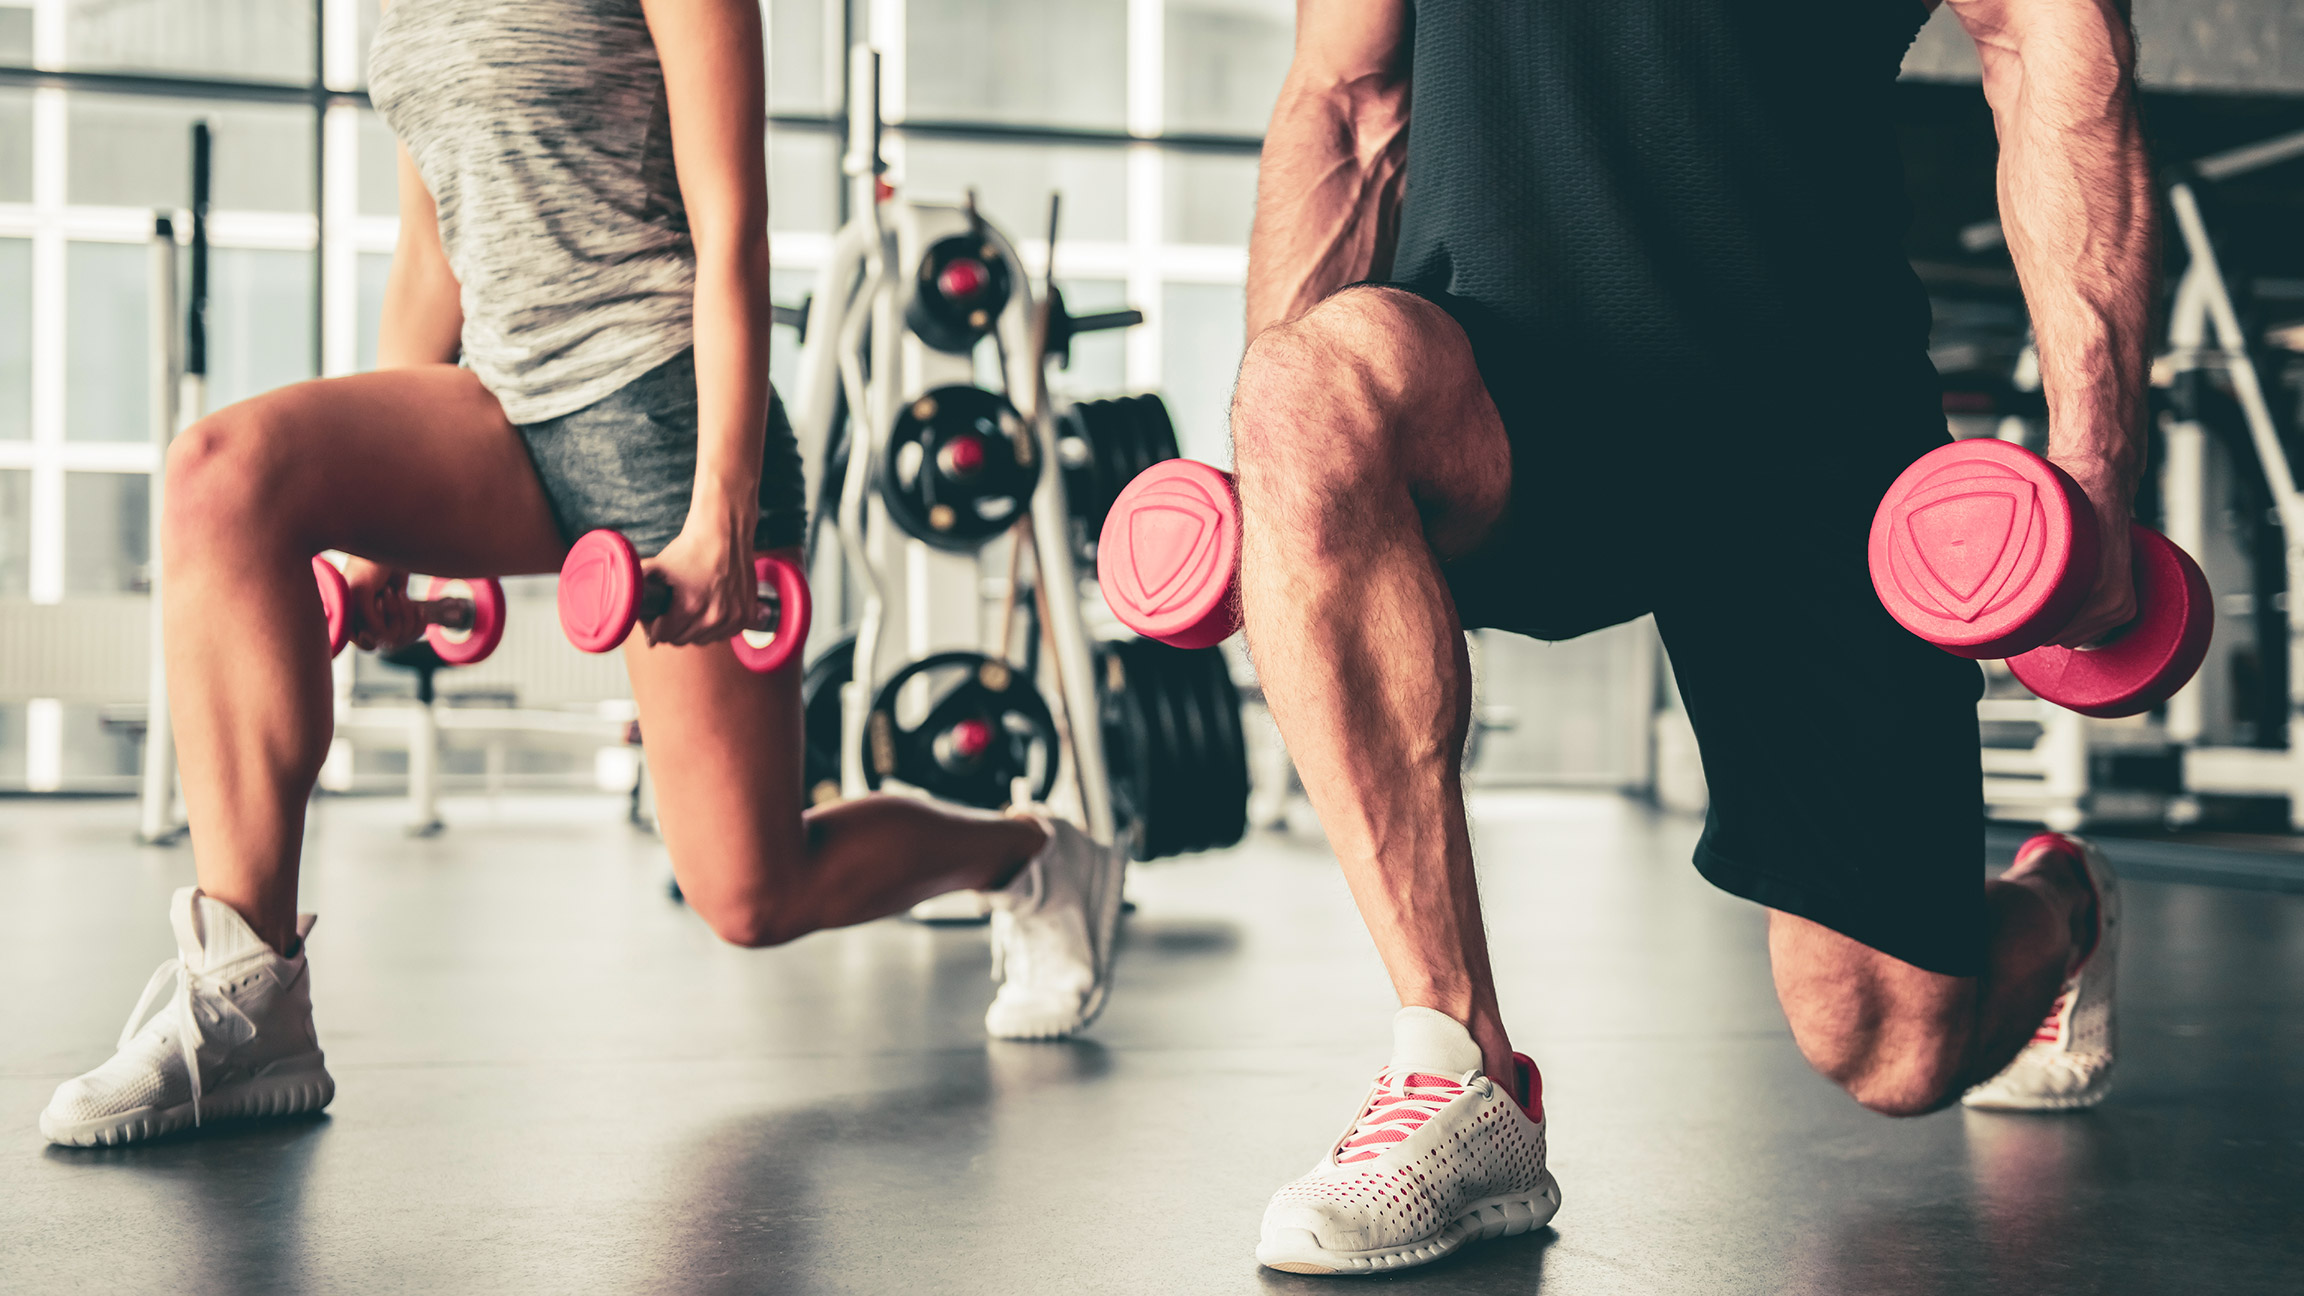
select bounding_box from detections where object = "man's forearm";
[1245,72,1410,339]
[1968,1,2156,484]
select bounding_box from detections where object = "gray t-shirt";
[368,0,695,425]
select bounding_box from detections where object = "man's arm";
[1244,0,1412,340]
[1949,0,2156,644]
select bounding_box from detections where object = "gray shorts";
[513,349,807,558]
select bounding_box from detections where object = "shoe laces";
[1333,1068,1484,1165]
[2032,987,2073,1046]
[118,955,256,1128]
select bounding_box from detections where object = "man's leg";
[1770,839,2098,1115]
[1231,285,1516,1078]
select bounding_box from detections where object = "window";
[63,471,148,596]
[0,239,27,441]
[1165,0,1292,136]
[905,0,1129,130]
[65,241,149,445]
[62,0,314,83]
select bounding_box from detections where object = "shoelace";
[2032,987,2073,1045]
[118,956,255,1127]
[1333,1068,1483,1165]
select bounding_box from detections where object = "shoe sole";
[41,1059,336,1148]
[1256,1172,1563,1276]
[1962,1080,2114,1112]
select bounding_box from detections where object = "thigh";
[1656,443,1989,980]
[619,555,807,910]
[190,364,568,576]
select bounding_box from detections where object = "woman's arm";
[376,143,465,370]
[636,0,775,646]
[1244,0,1413,339]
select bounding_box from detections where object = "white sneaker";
[41,888,335,1146]
[1964,833,2120,1111]
[983,814,1127,1040]
[1258,1007,1560,1275]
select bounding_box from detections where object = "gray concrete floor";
[2,791,2301,1294]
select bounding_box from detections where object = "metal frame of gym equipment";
[787,46,1116,843]
[2153,130,2304,827]
[1977,127,2304,830]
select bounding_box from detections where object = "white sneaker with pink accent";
[1257,1007,1560,1275]
[1964,832,2121,1111]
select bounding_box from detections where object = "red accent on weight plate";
[1097,459,1242,648]
[2008,526,2214,718]
[1868,439,2099,659]
[559,529,644,655]
[937,258,989,301]
[943,433,987,476]
[951,718,993,759]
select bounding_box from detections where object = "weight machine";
[784,48,1252,860]
[1968,127,2304,828]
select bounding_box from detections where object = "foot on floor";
[1965,832,2120,1111]
[41,887,335,1147]
[983,814,1128,1040]
[1257,1006,1560,1276]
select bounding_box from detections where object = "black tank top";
[1391,0,1935,405]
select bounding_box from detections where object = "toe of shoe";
[984,992,1088,1040]
[1261,1202,1372,1254]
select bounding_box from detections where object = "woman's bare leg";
[620,604,1047,948]
[162,366,568,952]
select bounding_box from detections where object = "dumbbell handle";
[633,576,784,633]
[406,594,475,633]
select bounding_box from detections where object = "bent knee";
[1232,286,1472,489]
[1834,1056,1966,1118]
[679,874,804,949]
[163,406,298,547]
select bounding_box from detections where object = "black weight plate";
[1136,393,1180,466]
[880,386,1035,553]
[866,651,1060,810]
[1186,645,1250,851]
[1096,643,1155,860]
[1161,644,1221,855]
[801,636,855,806]
[1131,639,1197,859]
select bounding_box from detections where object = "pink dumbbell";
[556,529,813,673]
[312,555,506,665]
[1097,459,1242,648]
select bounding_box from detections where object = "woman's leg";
[163,365,568,952]
[619,591,1047,948]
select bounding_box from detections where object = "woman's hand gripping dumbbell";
[1869,438,2212,718]
[312,555,507,665]
[557,528,813,672]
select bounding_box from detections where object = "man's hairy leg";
[1233,286,1516,1079]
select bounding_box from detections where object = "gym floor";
[3,792,2300,1295]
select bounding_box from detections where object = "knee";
[681,880,803,950]
[163,406,296,552]
[1812,1045,1966,1118]
[1232,287,1441,499]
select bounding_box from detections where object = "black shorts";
[1404,286,1990,978]
[513,349,808,559]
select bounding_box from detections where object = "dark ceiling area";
[1898,80,2304,295]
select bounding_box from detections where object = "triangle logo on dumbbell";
[1892,477,2040,623]
[1125,500,1225,615]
